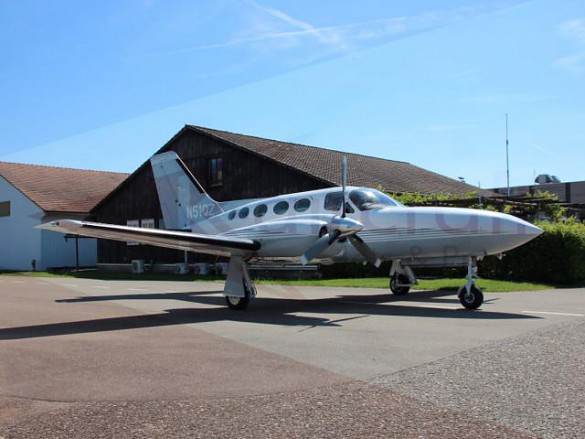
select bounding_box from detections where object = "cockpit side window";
[349,189,403,210]
[324,192,343,212]
[323,191,355,214]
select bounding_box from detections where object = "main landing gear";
[223,255,257,310]
[457,257,484,310]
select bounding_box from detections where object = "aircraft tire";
[225,279,254,310]
[225,295,250,310]
[458,284,483,309]
[390,274,410,295]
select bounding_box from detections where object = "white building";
[0,161,127,271]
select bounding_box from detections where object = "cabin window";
[254,204,268,217]
[0,201,10,217]
[294,198,311,212]
[228,210,236,220]
[238,207,250,219]
[209,158,223,186]
[273,201,289,215]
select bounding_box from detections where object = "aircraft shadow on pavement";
[0,289,539,340]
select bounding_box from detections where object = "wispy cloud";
[243,0,342,48]
[152,2,503,60]
[553,18,585,74]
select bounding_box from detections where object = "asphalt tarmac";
[0,276,583,438]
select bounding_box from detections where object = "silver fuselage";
[191,187,542,264]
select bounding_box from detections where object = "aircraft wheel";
[225,279,254,310]
[390,274,411,295]
[225,295,250,310]
[458,284,484,310]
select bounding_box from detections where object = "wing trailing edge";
[38,220,260,257]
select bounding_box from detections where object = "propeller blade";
[349,235,382,268]
[301,230,341,265]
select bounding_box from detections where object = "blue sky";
[1,0,584,189]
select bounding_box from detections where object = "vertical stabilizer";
[150,152,223,230]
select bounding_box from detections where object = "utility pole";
[506,113,510,197]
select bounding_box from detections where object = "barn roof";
[93,124,482,213]
[189,126,478,195]
[0,161,128,213]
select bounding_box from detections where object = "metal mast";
[506,113,510,197]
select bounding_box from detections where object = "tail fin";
[150,152,223,230]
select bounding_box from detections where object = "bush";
[480,219,585,285]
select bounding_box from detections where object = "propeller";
[348,234,382,267]
[300,157,382,268]
[300,230,341,265]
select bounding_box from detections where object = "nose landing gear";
[458,257,484,310]
[388,260,417,295]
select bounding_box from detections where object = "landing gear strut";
[458,257,483,310]
[223,256,256,310]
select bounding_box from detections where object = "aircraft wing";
[38,220,260,257]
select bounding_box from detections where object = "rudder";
[150,152,223,230]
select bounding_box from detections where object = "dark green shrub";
[480,219,585,285]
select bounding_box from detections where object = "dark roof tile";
[191,125,478,195]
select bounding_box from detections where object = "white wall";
[0,177,98,271]
[41,213,97,269]
[0,177,42,271]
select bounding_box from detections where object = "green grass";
[255,277,554,292]
[1,270,555,292]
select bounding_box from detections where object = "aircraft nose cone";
[500,215,543,236]
[525,222,544,235]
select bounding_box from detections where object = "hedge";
[479,219,585,285]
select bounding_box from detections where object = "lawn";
[1,270,555,292]
[256,277,554,292]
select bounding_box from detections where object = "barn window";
[141,218,155,228]
[273,201,289,215]
[209,158,223,186]
[126,219,139,246]
[0,201,10,217]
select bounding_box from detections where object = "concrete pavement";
[0,275,583,438]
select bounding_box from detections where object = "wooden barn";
[92,125,478,268]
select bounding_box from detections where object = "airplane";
[40,151,543,311]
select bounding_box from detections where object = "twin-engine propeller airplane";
[40,151,542,310]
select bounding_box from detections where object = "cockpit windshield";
[349,189,403,211]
